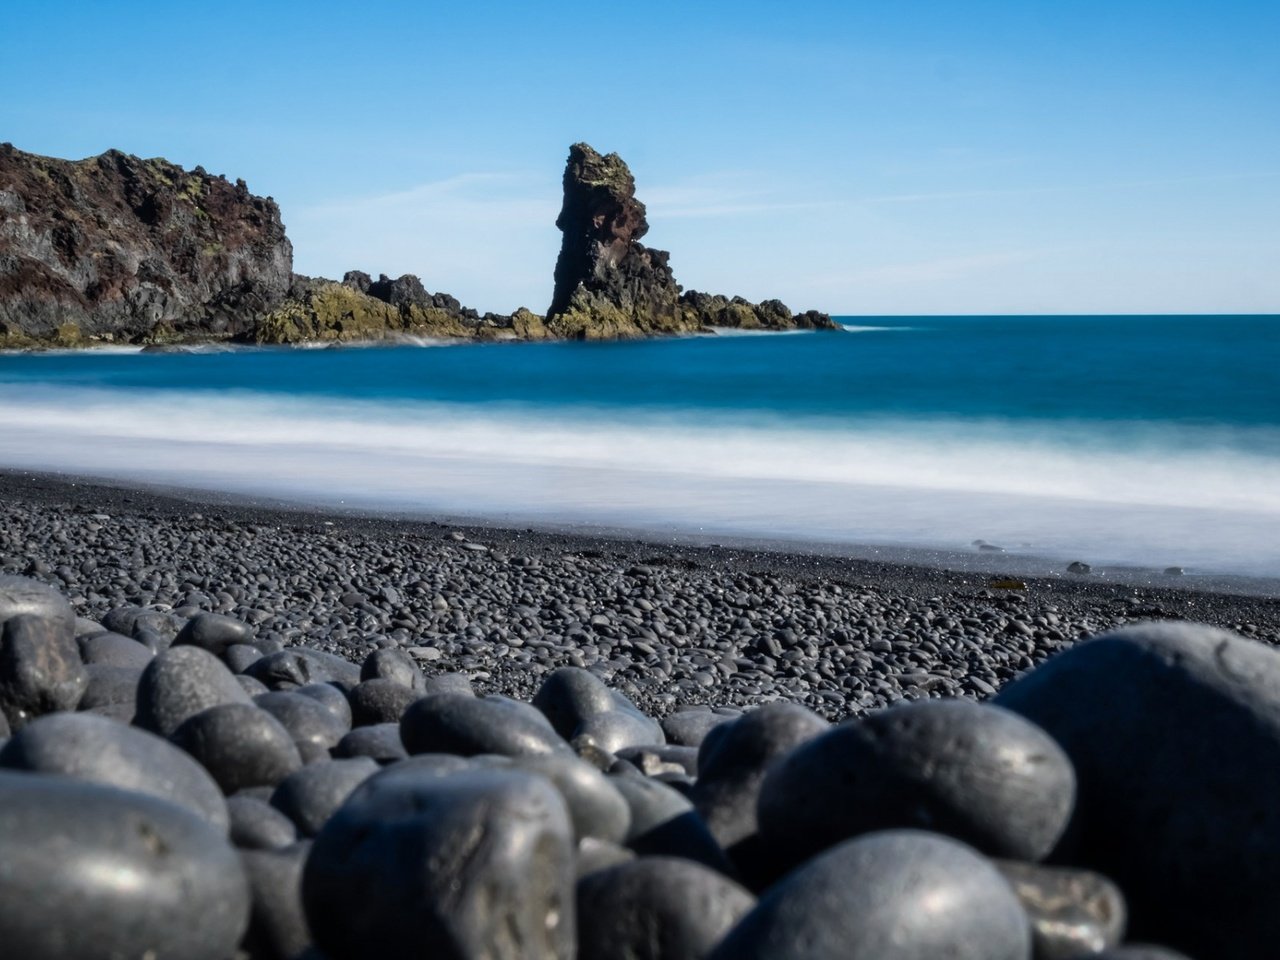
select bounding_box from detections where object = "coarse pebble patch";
[0,475,1278,958]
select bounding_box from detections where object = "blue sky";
[3,0,1277,314]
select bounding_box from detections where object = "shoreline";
[1,469,1275,717]
[2,468,1277,601]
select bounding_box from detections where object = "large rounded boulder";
[996,621,1280,958]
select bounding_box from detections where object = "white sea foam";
[704,327,815,337]
[1,385,1277,576]
[0,345,149,357]
[838,324,918,333]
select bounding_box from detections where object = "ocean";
[1,315,1277,580]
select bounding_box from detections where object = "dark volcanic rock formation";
[1,139,829,347]
[0,143,292,347]
[547,142,835,338]
[679,291,838,332]
[547,143,690,339]
[255,273,547,345]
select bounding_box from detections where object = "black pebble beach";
[0,469,1277,959]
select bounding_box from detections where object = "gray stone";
[174,611,255,655]
[77,663,141,714]
[235,785,277,803]
[611,774,734,876]
[401,692,570,758]
[534,667,664,749]
[693,702,828,848]
[236,673,270,697]
[348,678,420,726]
[77,631,154,668]
[245,647,361,690]
[424,671,475,697]
[228,794,299,850]
[74,616,104,637]
[172,702,304,794]
[224,642,263,673]
[758,700,1074,867]
[576,836,635,878]
[136,610,185,643]
[532,665,629,733]
[135,644,251,737]
[0,769,250,960]
[361,647,427,692]
[271,757,378,836]
[577,857,755,960]
[303,767,575,960]
[483,752,632,844]
[132,624,174,654]
[662,708,738,747]
[241,841,313,960]
[294,681,354,728]
[995,622,1280,958]
[0,613,89,728]
[0,710,230,829]
[576,708,666,753]
[0,574,75,634]
[100,605,148,638]
[708,830,1031,960]
[255,690,350,763]
[996,860,1126,960]
[334,722,409,763]
[361,752,474,788]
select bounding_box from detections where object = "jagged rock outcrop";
[0,143,292,347]
[256,272,547,345]
[1,140,830,348]
[546,143,694,339]
[546,143,835,338]
[679,291,838,332]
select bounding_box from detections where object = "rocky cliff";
[1,141,832,348]
[0,144,292,347]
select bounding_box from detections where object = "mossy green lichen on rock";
[546,283,695,340]
[508,307,548,340]
[255,283,398,344]
[254,281,478,345]
[51,322,83,347]
[679,289,838,332]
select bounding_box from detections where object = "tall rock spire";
[546,143,690,339]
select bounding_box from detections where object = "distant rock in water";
[254,273,546,345]
[2,139,828,347]
[0,143,292,348]
[546,142,688,339]
[679,291,838,332]
[547,142,835,338]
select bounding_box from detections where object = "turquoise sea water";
[1,315,1277,577]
